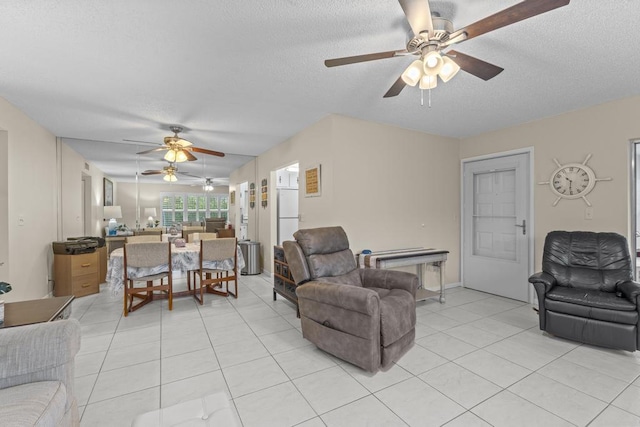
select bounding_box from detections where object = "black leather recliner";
[529,231,640,351]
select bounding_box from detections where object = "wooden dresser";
[54,252,100,297]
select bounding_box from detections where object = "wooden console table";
[1,296,74,328]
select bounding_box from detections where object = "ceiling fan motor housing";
[408,17,454,52]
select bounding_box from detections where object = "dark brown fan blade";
[142,170,163,175]
[447,50,504,81]
[383,75,407,98]
[459,0,570,42]
[137,146,168,155]
[182,149,198,161]
[191,146,225,157]
[398,0,434,38]
[325,50,408,67]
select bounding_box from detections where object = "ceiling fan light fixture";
[164,173,177,182]
[423,50,443,76]
[401,60,424,87]
[174,149,188,163]
[419,74,438,90]
[164,149,177,163]
[439,56,460,83]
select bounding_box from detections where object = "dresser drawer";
[71,253,98,277]
[71,273,99,297]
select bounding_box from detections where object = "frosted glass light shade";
[401,60,424,86]
[164,149,176,162]
[419,74,438,90]
[423,51,443,76]
[439,56,460,82]
[175,150,188,163]
[164,174,177,182]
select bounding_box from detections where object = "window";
[161,192,228,225]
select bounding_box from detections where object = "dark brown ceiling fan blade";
[383,75,407,98]
[398,0,434,38]
[325,50,408,67]
[137,147,168,155]
[182,149,198,161]
[191,147,225,157]
[447,50,503,81]
[142,170,163,175]
[456,0,570,42]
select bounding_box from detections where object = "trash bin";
[238,241,260,275]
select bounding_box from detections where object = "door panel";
[463,152,530,302]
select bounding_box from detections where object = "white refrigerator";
[277,188,299,245]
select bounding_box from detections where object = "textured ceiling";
[1,1,639,183]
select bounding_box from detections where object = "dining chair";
[126,235,161,243]
[194,237,238,304]
[216,228,235,238]
[186,233,219,289]
[185,232,217,243]
[123,242,172,316]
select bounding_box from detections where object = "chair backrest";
[542,231,633,292]
[124,242,171,269]
[199,233,218,241]
[186,232,218,243]
[283,226,358,285]
[126,235,161,243]
[216,228,235,238]
[134,229,162,236]
[205,218,227,233]
[201,238,236,262]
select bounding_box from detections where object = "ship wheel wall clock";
[538,154,612,207]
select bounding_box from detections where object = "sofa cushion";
[545,299,639,325]
[547,286,637,311]
[0,381,66,427]
[370,288,416,346]
[542,231,633,292]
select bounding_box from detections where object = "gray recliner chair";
[283,226,418,372]
[529,231,640,351]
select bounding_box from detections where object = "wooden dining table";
[107,242,245,296]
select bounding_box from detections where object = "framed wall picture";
[305,164,321,197]
[230,190,236,205]
[103,178,113,206]
[261,179,268,208]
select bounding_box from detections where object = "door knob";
[515,219,526,235]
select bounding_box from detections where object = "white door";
[463,152,531,302]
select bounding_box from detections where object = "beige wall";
[0,97,58,301]
[232,115,462,284]
[460,95,640,271]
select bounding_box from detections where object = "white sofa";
[0,319,81,426]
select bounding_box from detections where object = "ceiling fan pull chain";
[420,89,424,106]
[429,87,432,108]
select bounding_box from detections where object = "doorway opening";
[238,181,248,240]
[81,173,92,236]
[276,163,299,245]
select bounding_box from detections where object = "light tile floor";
[73,274,640,427]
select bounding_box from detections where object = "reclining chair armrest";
[296,281,380,316]
[528,272,556,331]
[0,319,81,389]
[360,269,418,298]
[528,272,556,293]
[617,280,640,304]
